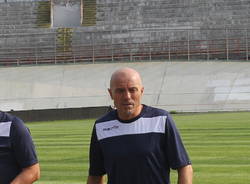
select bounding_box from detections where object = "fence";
[0,28,249,66]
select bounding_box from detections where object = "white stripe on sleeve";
[0,121,12,137]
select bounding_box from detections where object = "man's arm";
[10,163,40,184]
[87,175,105,184]
[177,164,193,184]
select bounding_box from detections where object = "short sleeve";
[165,114,191,170]
[10,118,38,168]
[88,125,106,176]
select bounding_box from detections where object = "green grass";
[27,119,92,184]
[26,112,250,184]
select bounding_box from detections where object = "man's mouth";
[123,103,133,107]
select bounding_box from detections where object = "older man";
[87,67,193,184]
[0,111,40,184]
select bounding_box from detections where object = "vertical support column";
[246,29,249,61]
[129,30,132,61]
[54,31,57,64]
[149,31,152,61]
[168,39,171,61]
[17,59,20,66]
[109,7,114,62]
[206,30,209,61]
[167,29,171,61]
[226,29,229,61]
[63,28,66,63]
[187,30,190,61]
[35,41,38,65]
[92,32,95,63]
[111,30,114,62]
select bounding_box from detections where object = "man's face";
[109,75,144,120]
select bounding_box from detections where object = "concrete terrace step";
[0,23,46,29]
[0,29,55,34]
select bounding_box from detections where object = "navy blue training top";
[89,105,191,184]
[0,111,38,184]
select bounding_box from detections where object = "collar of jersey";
[116,104,147,123]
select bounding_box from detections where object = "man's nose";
[123,90,131,99]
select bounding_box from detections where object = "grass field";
[26,112,250,184]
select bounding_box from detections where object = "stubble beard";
[118,105,134,120]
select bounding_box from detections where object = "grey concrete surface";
[1,61,250,112]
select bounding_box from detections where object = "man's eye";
[129,88,138,93]
[116,89,124,93]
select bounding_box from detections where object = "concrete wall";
[8,106,110,122]
[1,61,250,112]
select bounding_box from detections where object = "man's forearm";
[11,163,40,184]
[177,164,193,184]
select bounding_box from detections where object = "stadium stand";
[0,0,250,66]
[1,0,250,120]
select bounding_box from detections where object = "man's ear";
[108,88,113,99]
[141,86,144,95]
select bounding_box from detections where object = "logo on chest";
[103,125,119,131]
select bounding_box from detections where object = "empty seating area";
[0,0,250,66]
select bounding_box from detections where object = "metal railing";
[0,28,249,66]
